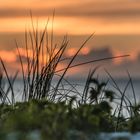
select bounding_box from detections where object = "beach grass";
[0,16,139,139]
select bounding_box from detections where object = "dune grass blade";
[39,38,68,99]
[15,41,27,101]
[105,70,137,129]
[0,87,12,104]
[0,58,15,105]
[3,71,18,104]
[127,70,136,106]
[52,34,94,101]
[50,10,55,58]
[55,74,81,96]
[82,67,99,104]
[116,79,130,131]
[105,69,133,110]
[55,55,130,73]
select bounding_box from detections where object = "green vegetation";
[0,18,139,139]
[0,78,140,139]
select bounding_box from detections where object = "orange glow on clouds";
[66,47,90,57]
[128,51,138,61]
[1,17,140,35]
[0,0,81,10]
[112,49,138,65]
[66,48,77,57]
[112,49,123,65]
[0,0,140,36]
[80,47,90,55]
[0,50,16,62]
[0,47,139,77]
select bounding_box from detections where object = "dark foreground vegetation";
[0,17,139,139]
[0,86,140,140]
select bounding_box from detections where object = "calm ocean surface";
[1,78,139,118]
[10,78,140,103]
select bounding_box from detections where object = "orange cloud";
[80,47,90,55]
[0,50,16,62]
[66,47,90,57]
[66,48,77,57]
[0,0,83,9]
[111,48,138,65]
[129,51,138,61]
[1,16,140,35]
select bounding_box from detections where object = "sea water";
[2,78,140,106]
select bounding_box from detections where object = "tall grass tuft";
[0,15,130,108]
[1,15,140,134]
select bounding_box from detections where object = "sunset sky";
[0,0,140,78]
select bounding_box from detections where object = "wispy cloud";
[0,46,139,78]
[0,0,140,18]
